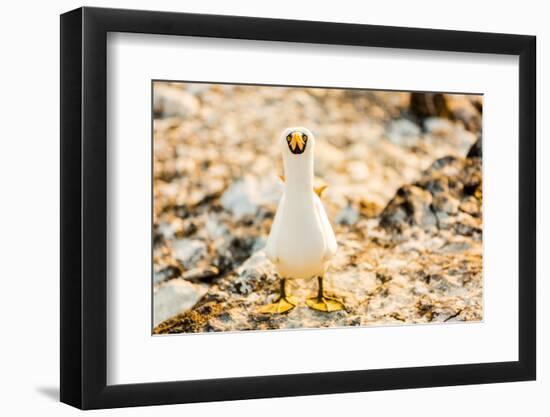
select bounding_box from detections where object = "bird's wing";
[314,184,328,197]
[313,194,337,261]
[265,193,285,263]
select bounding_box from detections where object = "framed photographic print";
[60,6,536,409]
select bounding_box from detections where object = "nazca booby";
[260,127,346,314]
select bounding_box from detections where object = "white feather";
[314,193,337,261]
[265,127,337,279]
[265,193,284,263]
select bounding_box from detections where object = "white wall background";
[0,0,545,415]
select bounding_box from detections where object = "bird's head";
[280,127,315,156]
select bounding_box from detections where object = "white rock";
[346,160,370,182]
[424,117,455,135]
[251,237,267,252]
[335,205,360,225]
[378,258,408,271]
[424,117,477,155]
[185,83,210,95]
[237,250,268,272]
[314,140,345,174]
[157,220,179,240]
[455,129,477,155]
[172,239,207,267]
[441,241,473,253]
[236,250,275,281]
[220,175,282,218]
[386,119,421,147]
[153,279,207,326]
[205,215,228,239]
[424,236,446,251]
[154,84,200,117]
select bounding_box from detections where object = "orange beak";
[289,132,305,152]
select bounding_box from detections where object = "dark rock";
[432,193,459,215]
[410,93,450,120]
[380,152,482,236]
[467,134,482,158]
[227,236,257,265]
[410,93,482,133]
[379,184,437,231]
[154,265,181,284]
[181,266,220,281]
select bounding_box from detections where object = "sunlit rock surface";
[151,83,483,333]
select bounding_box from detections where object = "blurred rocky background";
[152,82,483,333]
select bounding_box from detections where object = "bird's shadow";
[35,386,59,401]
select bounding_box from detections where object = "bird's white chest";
[272,191,327,279]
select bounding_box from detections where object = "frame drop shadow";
[35,386,59,401]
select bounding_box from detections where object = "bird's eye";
[286,134,292,142]
[302,134,308,141]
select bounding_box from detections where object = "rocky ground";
[152,83,483,332]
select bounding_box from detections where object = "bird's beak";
[289,132,305,152]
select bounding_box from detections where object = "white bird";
[260,127,345,314]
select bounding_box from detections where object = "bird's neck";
[283,154,314,192]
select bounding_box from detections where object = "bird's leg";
[279,278,288,299]
[259,278,297,314]
[306,276,346,312]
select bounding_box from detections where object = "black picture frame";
[60,6,536,410]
